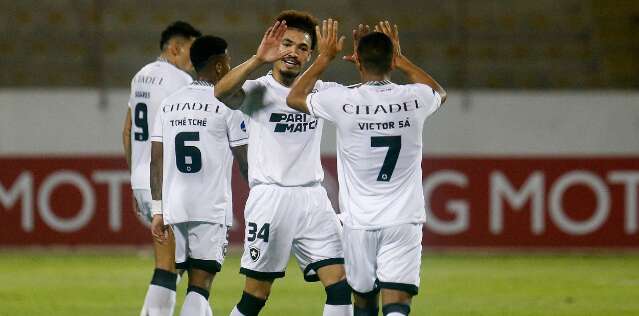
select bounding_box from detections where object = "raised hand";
[256,20,293,63]
[316,18,346,61]
[343,24,371,63]
[375,21,402,65]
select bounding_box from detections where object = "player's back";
[128,59,192,190]
[322,81,441,229]
[153,81,246,226]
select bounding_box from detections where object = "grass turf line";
[0,251,637,315]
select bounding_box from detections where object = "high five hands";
[316,18,346,62]
[256,20,294,63]
[339,20,402,67]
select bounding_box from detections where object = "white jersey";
[128,58,193,189]
[151,81,248,226]
[306,81,442,229]
[239,72,339,187]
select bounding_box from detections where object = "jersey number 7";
[175,132,202,173]
[371,136,401,182]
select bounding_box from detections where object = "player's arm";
[287,19,345,114]
[150,141,167,243]
[122,109,132,171]
[376,21,447,104]
[214,21,292,109]
[231,145,249,183]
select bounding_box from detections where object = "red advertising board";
[1,156,637,248]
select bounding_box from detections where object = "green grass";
[0,250,638,315]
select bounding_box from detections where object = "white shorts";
[173,222,229,273]
[133,189,152,225]
[240,184,344,281]
[343,223,423,296]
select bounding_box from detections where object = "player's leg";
[343,224,380,316]
[377,223,423,316]
[136,189,178,316]
[179,222,227,316]
[229,276,274,316]
[229,185,293,316]
[294,186,353,316]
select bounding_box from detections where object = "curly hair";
[274,10,319,49]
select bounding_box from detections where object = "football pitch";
[0,250,637,316]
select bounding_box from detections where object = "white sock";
[385,313,406,316]
[179,291,211,316]
[229,306,246,316]
[323,304,353,316]
[143,284,176,316]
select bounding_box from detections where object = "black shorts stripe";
[189,258,222,274]
[303,258,345,282]
[378,281,419,296]
[240,267,285,281]
[175,261,189,271]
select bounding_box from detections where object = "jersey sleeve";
[150,105,163,143]
[226,110,249,147]
[409,83,442,116]
[238,79,265,116]
[306,87,342,122]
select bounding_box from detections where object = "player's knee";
[236,291,267,316]
[244,277,273,300]
[317,263,346,286]
[150,268,177,291]
[188,268,215,290]
[382,303,411,315]
[154,243,176,272]
[324,279,352,305]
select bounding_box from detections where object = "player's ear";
[168,39,179,57]
[215,61,223,76]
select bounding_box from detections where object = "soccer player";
[121,21,201,316]
[287,20,447,316]
[149,35,249,316]
[213,10,352,316]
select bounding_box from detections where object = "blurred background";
[1,0,638,243]
[0,1,638,314]
[1,0,638,246]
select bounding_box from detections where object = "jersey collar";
[191,80,215,87]
[363,80,392,86]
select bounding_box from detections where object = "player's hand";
[316,18,345,62]
[131,198,139,216]
[342,24,371,63]
[151,214,168,244]
[375,21,402,67]
[256,20,293,63]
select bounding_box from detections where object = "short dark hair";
[160,21,202,50]
[357,32,394,75]
[275,10,319,49]
[190,35,228,73]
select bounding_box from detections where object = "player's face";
[174,37,196,72]
[274,28,312,78]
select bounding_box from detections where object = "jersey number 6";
[371,136,401,182]
[175,132,202,173]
